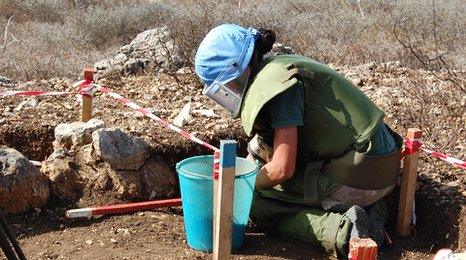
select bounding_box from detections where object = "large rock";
[109,169,142,199]
[92,128,150,171]
[53,119,106,150]
[105,156,176,200]
[41,158,82,201]
[0,147,49,214]
[94,27,184,77]
[43,123,176,206]
[140,156,176,199]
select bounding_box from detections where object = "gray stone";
[192,108,219,118]
[53,119,106,150]
[109,169,142,198]
[94,27,184,76]
[133,107,158,118]
[126,27,171,51]
[173,102,191,127]
[113,53,128,65]
[48,148,68,160]
[122,58,142,75]
[447,181,459,187]
[176,67,191,74]
[92,128,150,171]
[94,59,111,70]
[272,42,295,55]
[41,159,82,201]
[0,76,12,87]
[0,147,49,213]
[140,156,176,199]
[14,99,38,111]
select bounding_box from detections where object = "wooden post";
[213,140,236,260]
[397,128,423,236]
[81,68,94,122]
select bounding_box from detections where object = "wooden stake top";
[406,128,423,139]
[83,68,95,80]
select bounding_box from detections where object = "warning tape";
[93,84,219,152]
[72,79,94,95]
[421,148,466,170]
[0,90,82,97]
[0,80,94,98]
[8,80,462,170]
[213,150,220,179]
[404,138,465,170]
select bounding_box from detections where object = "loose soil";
[0,66,465,259]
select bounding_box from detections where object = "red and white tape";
[421,148,466,170]
[213,150,220,179]
[14,80,462,171]
[1,79,94,98]
[404,139,466,170]
[72,79,94,95]
[0,90,81,97]
[94,84,219,152]
[66,198,182,218]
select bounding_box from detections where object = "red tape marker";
[66,198,182,218]
[0,90,82,97]
[403,138,466,170]
[93,84,219,152]
[404,139,422,155]
[213,150,220,180]
[421,148,466,170]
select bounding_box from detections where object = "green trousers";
[250,189,353,258]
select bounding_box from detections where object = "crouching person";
[194,23,402,258]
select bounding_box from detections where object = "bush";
[0,1,168,79]
[0,0,464,80]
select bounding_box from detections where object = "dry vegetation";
[0,0,464,81]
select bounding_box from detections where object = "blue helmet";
[195,24,259,87]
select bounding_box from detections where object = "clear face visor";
[202,63,250,118]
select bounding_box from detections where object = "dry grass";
[0,0,464,80]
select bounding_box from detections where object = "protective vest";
[241,54,385,160]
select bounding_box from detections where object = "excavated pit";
[0,123,464,259]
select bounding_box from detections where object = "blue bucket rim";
[176,154,258,180]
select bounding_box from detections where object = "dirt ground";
[5,204,464,260]
[1,66,465,259]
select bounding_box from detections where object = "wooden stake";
[397,128,423,236]
[213,140,236,260]
[81,68,94,122]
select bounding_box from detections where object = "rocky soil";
[0,29,465,259]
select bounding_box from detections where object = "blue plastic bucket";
[176,155,258,252]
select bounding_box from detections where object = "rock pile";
[94,26,184,77]
[92,26,294,78]
[0,147,50,213]
[42,119,176,207]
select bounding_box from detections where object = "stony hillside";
[0,27,465,259]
